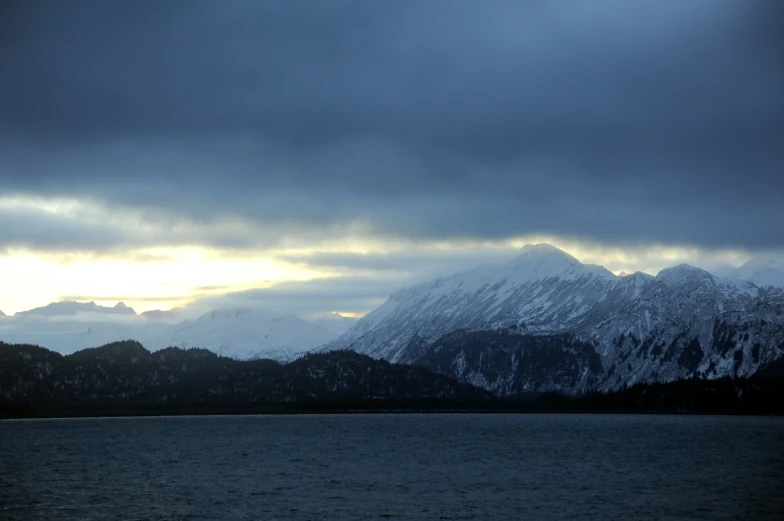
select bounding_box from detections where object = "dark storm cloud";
[0,205,129,252]
[1,0,782,249]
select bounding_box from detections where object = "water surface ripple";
[1,414,782,520]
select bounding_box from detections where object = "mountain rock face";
[326,244,784,395]
[414,330,604,395]
[0,341,490,405]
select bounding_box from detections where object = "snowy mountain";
[326,244,620,362]
[731,254,784,288]
[0,305,338,361]
[325,244,784,394]
[140,308,336,361]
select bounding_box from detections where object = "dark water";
[1,414,783,520]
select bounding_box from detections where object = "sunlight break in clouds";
[0,227,757,318]
[0,189,764,319]
[0,190,759,317]
[0,247,332,315]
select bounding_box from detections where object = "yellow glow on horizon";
[0,231,755,318]
[330,311,364,319]
[0,246,336,316]
[0,193,760,319]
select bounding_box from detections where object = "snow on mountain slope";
[141,308,337,361]
[325,243,784,394]
[731,254,784,288]
[326,243,620,362]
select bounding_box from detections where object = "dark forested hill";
[2,341,782,418]
[0,341,491,408]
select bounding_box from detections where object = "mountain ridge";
[15,300,138,317]
[3,244,783,367]
[325,243,784,395]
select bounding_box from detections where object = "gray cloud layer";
[1,0,782,250]
[189,276,400,318]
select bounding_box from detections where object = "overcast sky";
[0,0,782,316]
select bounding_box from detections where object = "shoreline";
[2,403,781,420]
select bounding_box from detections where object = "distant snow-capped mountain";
[731,254,784,288]
[140,308,336,361]
[0,305,338,361]
[325,244,784,394]
[15,300,137,317]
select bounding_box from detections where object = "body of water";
[1,414,782,520]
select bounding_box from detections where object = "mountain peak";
[514,243,579,264]
[731,253,784,288]
[503,243,586,280]
[112,302,136,314]
[655,263,713,285]
[16,300,136,317]
[518,242,574,257]
[738,253,784,269]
